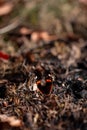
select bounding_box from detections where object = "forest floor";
[0,0,87,130]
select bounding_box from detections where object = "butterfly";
[36,77,53,95]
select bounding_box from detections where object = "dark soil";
[0,1,87,130]
[0,25,87,130]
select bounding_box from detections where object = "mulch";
[0,25,87,130]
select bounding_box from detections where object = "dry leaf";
[0,3,13,16]
[0,114,22,127]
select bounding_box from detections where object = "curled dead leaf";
[31,32,40,42]
[0,114,22,127]
[0,3,13,16]
[19,27,32,35]
[79,0,87,4]
[31,31,58,42]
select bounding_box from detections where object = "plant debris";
[0,0,87,130]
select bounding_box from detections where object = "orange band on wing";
[46,79,52,82]
[36,80,41,84]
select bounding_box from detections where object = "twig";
[0,19,21,35]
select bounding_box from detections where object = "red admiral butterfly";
[36,77,53,95]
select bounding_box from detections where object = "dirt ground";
[0,0,87,130]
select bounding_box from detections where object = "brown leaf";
[0,3,13,16]
[79,0,87,5]
[0,114,22,127]
[19,27,32,35]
